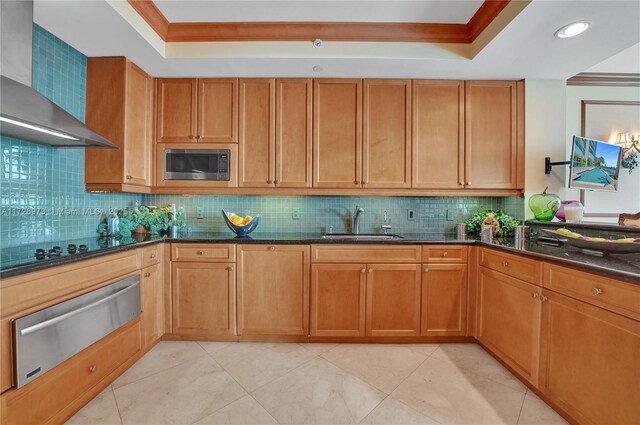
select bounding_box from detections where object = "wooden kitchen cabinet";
[141,263,163,349]
[276,78,313,187]
[313,79,362,188]
[477,267,541,386]
[310,264,367,337]
[85,57,153,192]
[366,264,421,336]
[171,262,236,336]
[422,264,467,336]
[239,79,276,187]
[412,80,465,189]
[156,78,238,144]
[236,245,310,335]
[362,79,411,188]
[539,290,640,425]
[464,81,523,189]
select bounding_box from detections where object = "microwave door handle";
[191,169,207,173]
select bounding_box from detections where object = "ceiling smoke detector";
[555,21,590,38]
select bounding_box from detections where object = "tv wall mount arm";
[544,157,570,175]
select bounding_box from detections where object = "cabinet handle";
[424,268,429,273]
[195,135,201,140]
[540,295,548,302]
[466,182,471,186]
[274,180,279,185]
[189,135,194,140]
[197,250,204,255]
[150,253,156,259]
[362,181,367,185]
[268,246,275,251]
[226,266,233,271]
[442,252,448,257]
[530,291,539,299]
[368,268,373,273]
[501,260,509,267]
[458,182,464,186]
[89,365,97,373]
[591,287,603,296]
[144,272,151,278]
[126,175,132,180]
[267,180,272,184]
[354,180,359,185]
[361,268,366,273]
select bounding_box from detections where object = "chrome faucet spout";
[354,205,365,234]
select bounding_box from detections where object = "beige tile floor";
[66,341,568,425]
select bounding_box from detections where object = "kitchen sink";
[321,233,403,240]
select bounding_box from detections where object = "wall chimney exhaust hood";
[0,1,115,148]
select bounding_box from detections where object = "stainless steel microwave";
[164,149,230,181]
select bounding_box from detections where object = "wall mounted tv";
[569,136,622,192]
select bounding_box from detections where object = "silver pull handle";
[361,268,366,273]
[530,291,539,299]
[197,250,204,255]
[126,175,132,180]
[268,246,275,251]
[226,266,233,271]
[20,283,139,336]
[274,180,279,185]
[144,272,151,278]
[502,261,509,267]
[368,268,373,273]
[89,365,97,373]
[466,182,471,186]
[442,252,448,257]
[592,287,603,296]
[540,295,548,302]
[424,268,429,273]
[150,253,156,259]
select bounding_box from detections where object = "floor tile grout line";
[109,384,125,425]
[246,393,283,425]
[515,388,529,425]
[245,350,322,396]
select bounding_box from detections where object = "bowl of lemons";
[221,210,260,237]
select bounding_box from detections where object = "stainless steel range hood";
[0,1,115,148]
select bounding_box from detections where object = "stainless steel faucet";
[353,205,365,234]
[382,210,392,235]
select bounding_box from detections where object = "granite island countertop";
[1,232,638,283]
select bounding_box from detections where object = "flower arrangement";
[464,208,520,238]
[97,204,186,238]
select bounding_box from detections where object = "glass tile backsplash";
[0,25,525,252]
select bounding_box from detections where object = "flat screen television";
[569,136,623,192]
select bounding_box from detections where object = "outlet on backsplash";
[196,207,204,219]
[407,210,415,221]
[292,208,301,220]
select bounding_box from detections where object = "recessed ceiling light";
[555,21,589,39]
[312,65,323,72]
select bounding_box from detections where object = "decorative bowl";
[540,229,640,254]
[221,210,260,237]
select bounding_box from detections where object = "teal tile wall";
[0,25,140,250]
[0,25,525,253]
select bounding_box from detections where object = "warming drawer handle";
[19,283,139,336]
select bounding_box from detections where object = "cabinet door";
[422,264,467,336]
[412,80,464,189]
[539,290,640,425]
[124,62,152,186]
[239,79,275,187]
[198,78,238,144]
[276,78,312,188]
[313,79,362,188]
[464,81,518,189]
[172,262,235,336]
[366,264,421,336]
[362,79,411,188]
[310,264,366,337]
[237,245,309,335]
[477,267,541,385]
[156,78,197,143]
[141,263,163,348]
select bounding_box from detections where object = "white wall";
[524,79,567,219]
[565,85,640,222]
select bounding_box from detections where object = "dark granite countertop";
[1,232,638,283]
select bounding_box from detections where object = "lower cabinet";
[366,264,421,336]
[310,264,367,337]
[172,262,236,336]
[477,267,541,386]
[236,245,310,335]
[539,290,640,425]
[141,263,163,348]
[310,263,421,337]
[422,263,467,336]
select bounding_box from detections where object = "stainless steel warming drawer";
[13,274,141,388]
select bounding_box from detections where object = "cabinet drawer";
[311,245,421,263]
[4,320,141,424]
[142,244,161,268]
[171,244,235,262]
[479,248,542,285]
[544,263,640,320]
[422,245,468,263]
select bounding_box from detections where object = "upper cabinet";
[313,79,363,188]
[412,80,465,189]
[85,57,153,192]
[464,81,524,189]
[238,78,312,188]
[156,78,238,144]
[363,79,412,188]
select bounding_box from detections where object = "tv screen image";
[569,136,623,192]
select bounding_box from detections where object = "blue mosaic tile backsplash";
[0,25,525,253]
